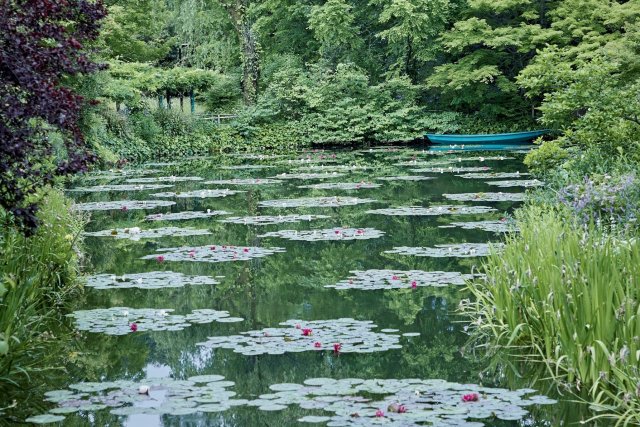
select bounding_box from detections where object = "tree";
[308,0,362,64]
[0,0,106,231]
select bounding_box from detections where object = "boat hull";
[426,130,547,145]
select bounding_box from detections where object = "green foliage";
[462,205,640,423]
[309,0,361,62]
[204,74,242,112]
[524,140,570,173]
[0,189,87,390]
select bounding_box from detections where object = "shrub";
[0,188,87,390]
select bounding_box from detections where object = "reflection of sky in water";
[125,364,172,427]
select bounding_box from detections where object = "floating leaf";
[220,165,275,170]
[270,172,346,180]
[151,189,245,199]
[146,210,231,221]
[84,226,211,240]
[68,184,173,192]
[197,319,415,355]
[141,245,286,263]
[327,270,476,290]
[259,197,377,208]
[375,176,436,181]
[68,307,242,335]
[86,271,220,290]
[220,214,331,225]
[384,243,504,258]
[125,176,203,183]
[297,182,380,190]
[439,220,518,233]
[456,172,530,179]
[443,193,525,202]
[410,166,491,173]
[258,228,384,241]
[204,178,283,185]
[366,205,496,216]
[73,200,176,211]
[485,179,544,188]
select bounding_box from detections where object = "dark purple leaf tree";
[0,0,106,232]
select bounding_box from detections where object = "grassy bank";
[0,189,87,403]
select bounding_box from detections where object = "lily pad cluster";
[151,189,245,199]
[443,192,525,202]
[454,156,514,162]
[385,243,504,258]
[204,178,283,185]
[220,214,331,225]
[297,182,380,190]
[73,200,176,211]
[270,172,346,180]
[258,227,384,241]
[259,197,377,208]
[68,184,174,193]
[197,318,414,355]
[327,269,475,290]
[456,172,529,179]
[366,205,496,216]
[141,245,286,263]
[68,307,243,335]
[485,179,544,188]
[146,210,231,221]
[125,176,203,183]
[410,166,491,173]
[293,165,371,172]
[375,176,435,181]
[84,226,211,240]
[220,164,275,170]
[250,377,555,426]
[76,169,161,181]
[440,220,518,233]
[86,271,221,290]
[394,160,455,167]
[29,376,244,422]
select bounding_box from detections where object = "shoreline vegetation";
[1,0,639,424]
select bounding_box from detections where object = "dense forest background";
[89,0,639,163]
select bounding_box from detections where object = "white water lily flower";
[129,227,141,234]
[138,385,150,394]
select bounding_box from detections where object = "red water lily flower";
[411,281,418,289]
[334,230,341,234]
[210,245,217,250]
[156,255,165,263]
[130,323,138,332]
[243,248,249,253]
[302,328,313,336]
[397,404,407,413]
[120,206,128,211]
[462,393,479,402]
[333,343,342,354]
[314,342,322,348]
[375,409,384,417]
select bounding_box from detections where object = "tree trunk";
[166,90,172,109]
[179,95,184,112]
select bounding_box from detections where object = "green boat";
[425,130,548,145]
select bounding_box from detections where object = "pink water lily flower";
[411,281,418,289]
[314,342,322,348]
[392,275,399,280]
[120,206,128,211]
[210,245,217,250]
[130,323,138,332]
[302,328,313,336]
[375,409,384,417]
[188,251,196,258]
[156,255,165,263]
[295,323,301,329]
[462,393,479,402]
[243,248,249,253]
[333,343,342,354]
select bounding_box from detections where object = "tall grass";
[461,206,640,425]
[0,188,87,392]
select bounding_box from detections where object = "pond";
[33,146,593,425]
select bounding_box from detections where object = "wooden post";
[166,90,172,109]
[179,95,184,112]
[190,90,195,114]
[116,101,121,112]
[158,95,164,109]
[217,114,221,124]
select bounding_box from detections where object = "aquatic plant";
[151,189,245,198]
[485,179,544,188]
[410,166,491,173]
[196,319,416,355]
[204,178,283,185]
[68,307,243,335]
[297,182,380,190]
[146,210,231,221]
[219,214,331,225]
[456,172,529,179]
[86,271,221,290]
[73,200,176,211]
[259,196,377,208]
[443,192,525,202]
[220,164,275,170]
[125,176,204,183]
[385,243,502,257]
[326,269,476,290]
[439,220,518,233]
[258,227,384,241]
[366,205,496,216]
[375,176,436,181]
[141,245,286,263]
[84,226,211,240]
[270,172,346,180]
[68,184,174,193]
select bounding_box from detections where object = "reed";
[462,206,640,425]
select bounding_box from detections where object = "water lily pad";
[439,220,518,233]
[366,205,496,216]
[298,182,380,190]
[86,271,220,290]
[141,245,286,263]
[204,178,283,185]
[220,214,330,226]
[220,165,275,170]
[258,228,384,242]
[68,184,174,192]
[394,160,455,167]
[146,210,231,221]
[259,197,377,208]
[197,319,414,356]
[270,172,346,180]
[384,243,504,258]
[485,179,544,188]
[410,166,491,173]
[73,200,176,211]
[68,307,241,335]
[84,226,211,240]
[443,192,525,202]
[375,176,436,181]
[456,172,530,179]
[151,189,245,199]
[25,414,66,424]
[292,165,371,172]
[327,270,476,290]
[125,176,203,183]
